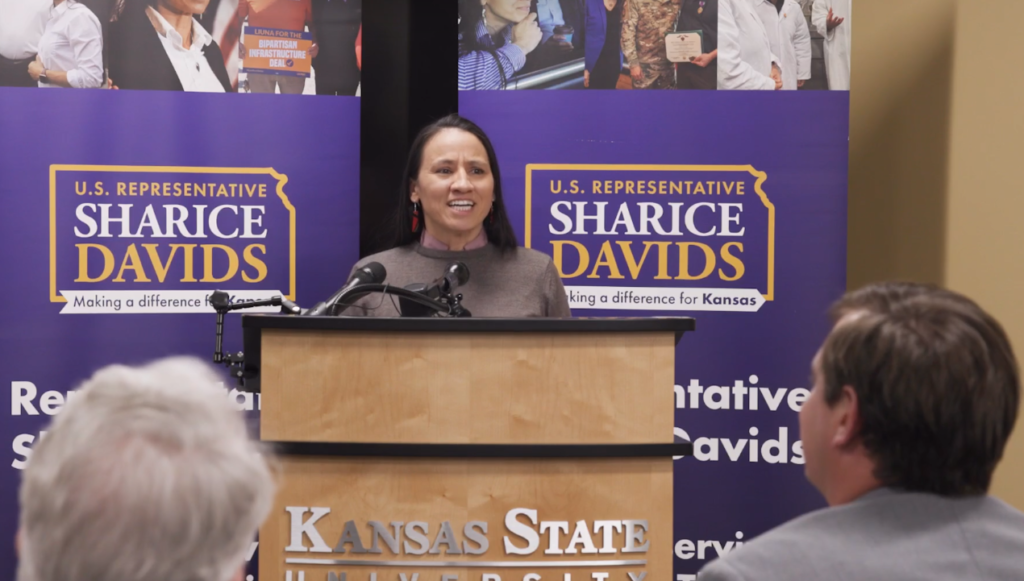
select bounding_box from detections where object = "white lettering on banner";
[10,382,259,469]
[674,532,744,560]
[565,287,764,312]
[58,289,284,314]
[674,376,809,412]
[74,203,267,239]
[12,433,41,470]
[675,427,804,465]
[673,374,808,465]
[549,201,745,237]
[12,381,76,416]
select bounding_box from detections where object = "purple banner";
[460,89,848,579]
[0,87,360,579]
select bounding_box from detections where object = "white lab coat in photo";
[812,0,851,90]
[754,0,811,90]
[719,0,779,90]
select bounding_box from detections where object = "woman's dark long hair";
[390,114,519,253]
[458,0,513,89]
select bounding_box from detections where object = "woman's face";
[410,128,495,244]
[483,0,531,26]
[158,0,210,15]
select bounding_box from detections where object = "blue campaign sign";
[460,89,849,579]
[0,87,360,579]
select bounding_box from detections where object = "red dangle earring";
[411,201,421,232]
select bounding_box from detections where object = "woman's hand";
[584,69,590,87]
[512,13,542,54]
[689,52,715,68]
[825,8,844,32]
[28,58,44,81]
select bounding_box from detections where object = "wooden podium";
[241,316,695,581]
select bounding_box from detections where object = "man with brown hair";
[701,282,1024,581]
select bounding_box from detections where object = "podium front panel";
[260,457,672,581]
[259,330,675,444]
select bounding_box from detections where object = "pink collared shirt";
[420,229,488,251]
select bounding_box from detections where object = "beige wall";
[850,0,1024,507]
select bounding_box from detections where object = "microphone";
[397,262,470,317]
[304,262,387,316]
[423,261,470,299]
[209,290,301,314]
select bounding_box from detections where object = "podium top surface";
[242,315,695,343]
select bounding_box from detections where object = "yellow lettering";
[587,241,624,279]
[718,242,745,281]
[675,242,715,280]
[141,243,180,283]
[75,244,115,282]
[552,241,589,278]
[242,244,268,282]
[615,240,664,279]
[201,244,239,282]
[173,244,198,282]
[113,244,152,282]
[593,180,603,194]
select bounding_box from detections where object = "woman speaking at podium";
[342,114,571,317]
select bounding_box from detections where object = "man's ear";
[832,385,861,448]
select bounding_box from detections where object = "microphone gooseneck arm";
[210,290,300,386]
[333,284,471,317]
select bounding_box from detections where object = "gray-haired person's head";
[17,357,275,581]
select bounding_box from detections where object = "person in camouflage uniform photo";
[621,0,680,89]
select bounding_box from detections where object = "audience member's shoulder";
[963,495,1024,541]
[702,491,1024,581]
[699,503,846,581]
